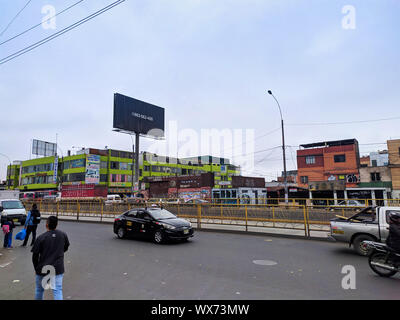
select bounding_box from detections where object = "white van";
[0,199,27,225]
[105,194,122,205]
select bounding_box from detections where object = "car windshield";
[148,208,176,220]
[1,200,24,209]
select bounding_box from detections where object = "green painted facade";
[6,149,240,193]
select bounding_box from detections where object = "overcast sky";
[0,0,399,181]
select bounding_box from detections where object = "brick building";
[388,139,400,199]
[297,139,360,200]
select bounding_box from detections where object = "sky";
[0,0,399,181]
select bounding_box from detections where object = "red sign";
[61,184,107,198]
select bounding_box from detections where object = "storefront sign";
[85,155,100,184]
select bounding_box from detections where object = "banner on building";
[85,155,100,184]
[53,156,58,184]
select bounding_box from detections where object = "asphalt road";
[0,221,399,300]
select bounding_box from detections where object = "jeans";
[3,231,12,248]
[35,274,64,300]
[23,225,37,246]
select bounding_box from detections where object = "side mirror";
[0,206,3,213]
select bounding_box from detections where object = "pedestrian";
[31,216,70,300]
[387,211,400,253]
[22,203,41,247]
[1,208,15,249]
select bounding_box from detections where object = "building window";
[334,154,346,163]
[110,162,119,170]
[371,172,381,182]
[371,160,377,167]
[305,156,315,164]
[100,174,108,182]
[100,161,108,169]
[300,176,308,184]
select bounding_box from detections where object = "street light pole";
[267,90,288,204]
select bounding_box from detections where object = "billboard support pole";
[131,139,136,197]
[134,132,140,194]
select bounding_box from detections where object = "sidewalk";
[41,212,332,241]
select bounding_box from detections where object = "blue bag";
[15,228,26,241]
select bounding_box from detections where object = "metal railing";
[21,197,399,237]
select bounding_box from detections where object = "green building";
[6,147,240,195]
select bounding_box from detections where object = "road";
[0,221,399,300]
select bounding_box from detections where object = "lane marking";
[253,260,278,266]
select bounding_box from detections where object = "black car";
[113,207,194,243]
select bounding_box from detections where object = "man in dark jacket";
[386,211,400,253]
[22,203,40,247]
[31,216,70,300]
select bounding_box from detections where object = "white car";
[105,194,123,205]
[0,199,27,225]
[336,200,366,207]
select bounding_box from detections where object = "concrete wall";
[369,152,389,166]
[359,166,391,183]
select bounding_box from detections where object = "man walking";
[23,204,41,247]
[31,216,70,300]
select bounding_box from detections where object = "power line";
[217,127,281,154]
[232,146,281,158]
[0,0,33,37]
[0,0,85,47]
[0,0,126,66]
[286,116,400,127]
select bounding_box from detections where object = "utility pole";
[267,90,288,204]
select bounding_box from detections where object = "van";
[0,199,27,225]
[105,194,122,205]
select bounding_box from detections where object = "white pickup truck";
[330,206,400,256]
[0,190,27,225]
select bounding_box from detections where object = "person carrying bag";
[22,204,41,247]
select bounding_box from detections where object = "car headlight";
[160,223,176,230]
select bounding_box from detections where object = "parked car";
[113,207,194,243]
[105,194,123,205]
[330,206,400,255]
[43,194,61,202]
[125,194,146,204]
[184,199,209,204]
[329,199,366,211]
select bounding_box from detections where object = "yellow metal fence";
[21,197,398,237]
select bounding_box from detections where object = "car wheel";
[117,227,126,239]
[154,230,164,244]
[353,235,374,256]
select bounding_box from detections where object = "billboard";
[85,155,100,184]
[113,93,165,138]
[32,139,57,156]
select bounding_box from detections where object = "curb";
[43,215,333,242]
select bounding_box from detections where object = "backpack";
[2,224,9,234]
[31,210,41,225]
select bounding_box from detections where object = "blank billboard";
[32,139,57,156]
[113,93,165,138]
